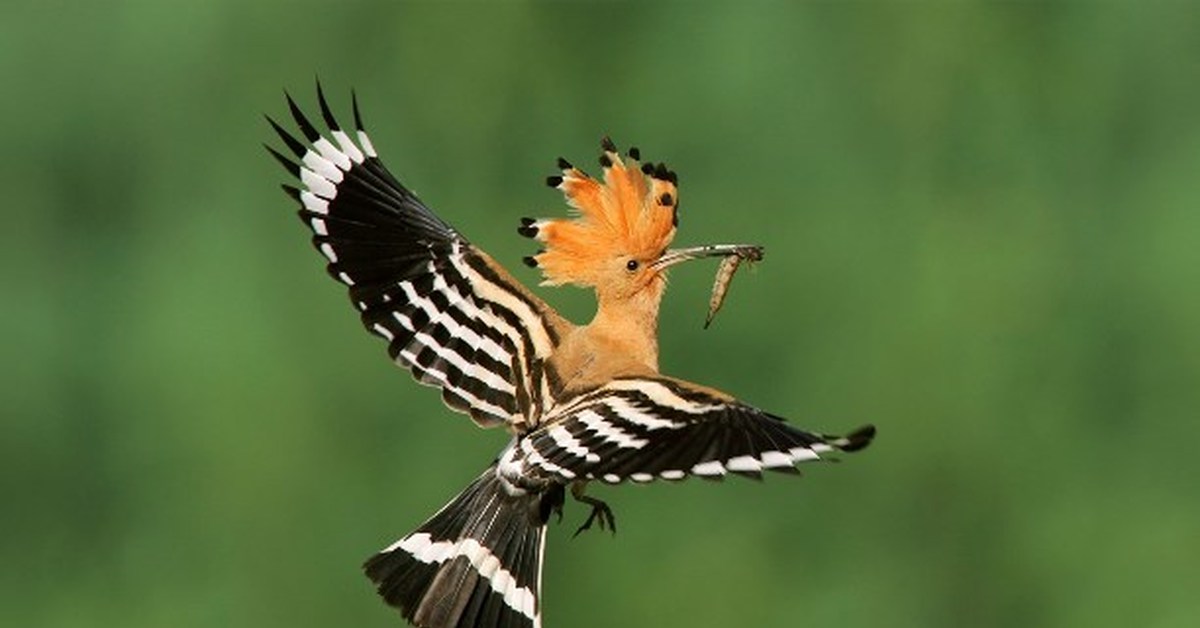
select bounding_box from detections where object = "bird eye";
[625,259,640,272]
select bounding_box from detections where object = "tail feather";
[364,464,563,628]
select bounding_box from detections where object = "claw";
[573,500,616,537]
[570,482,617,537]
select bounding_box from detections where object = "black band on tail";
[364,464,564,628]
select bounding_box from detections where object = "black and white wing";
[267,86,571,430]
[502,376,875,484]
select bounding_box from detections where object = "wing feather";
[270,86,571,429]
[517,376,874,484]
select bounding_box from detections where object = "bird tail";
[364,464,563,628]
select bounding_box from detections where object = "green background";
[5,2,1198,627]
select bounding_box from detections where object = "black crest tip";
[556,157,573,170]
[522,255,539,268]
[651,162,677,184]
[599,154,612,168]
[517,219,539,238]
[628,146,640,160]
[600,136,617,153]
[546,175,563,188]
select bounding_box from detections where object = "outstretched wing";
[267,86,570,430]
[503,376,875,484]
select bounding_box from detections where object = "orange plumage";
[525,139,679,288]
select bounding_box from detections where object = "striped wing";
[504,377,875,484]
[267,86,567,429]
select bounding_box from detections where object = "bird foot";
[571,485,617,537]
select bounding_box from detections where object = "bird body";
[268,86,875,628]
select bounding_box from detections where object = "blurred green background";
[4,1,1199,627]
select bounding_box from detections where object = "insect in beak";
[650,244,764,328]
[650,244,764,271]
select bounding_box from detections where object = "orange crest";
[519,138,679,287]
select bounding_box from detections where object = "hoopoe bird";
[267,86,875,628]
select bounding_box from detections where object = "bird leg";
[570,481,616,537]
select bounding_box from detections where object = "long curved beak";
[651,244,764,271]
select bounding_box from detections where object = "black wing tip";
[265,114,307,158]
[285,89,321,142]
[315,79,341,131]
[837,424,876,452]
[264,144,301,177]
[352,90,366,131]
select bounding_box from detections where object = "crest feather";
[522,139,679,287]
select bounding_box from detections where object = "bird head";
[520,138,739,303]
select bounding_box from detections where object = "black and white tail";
[364,464,564,628]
